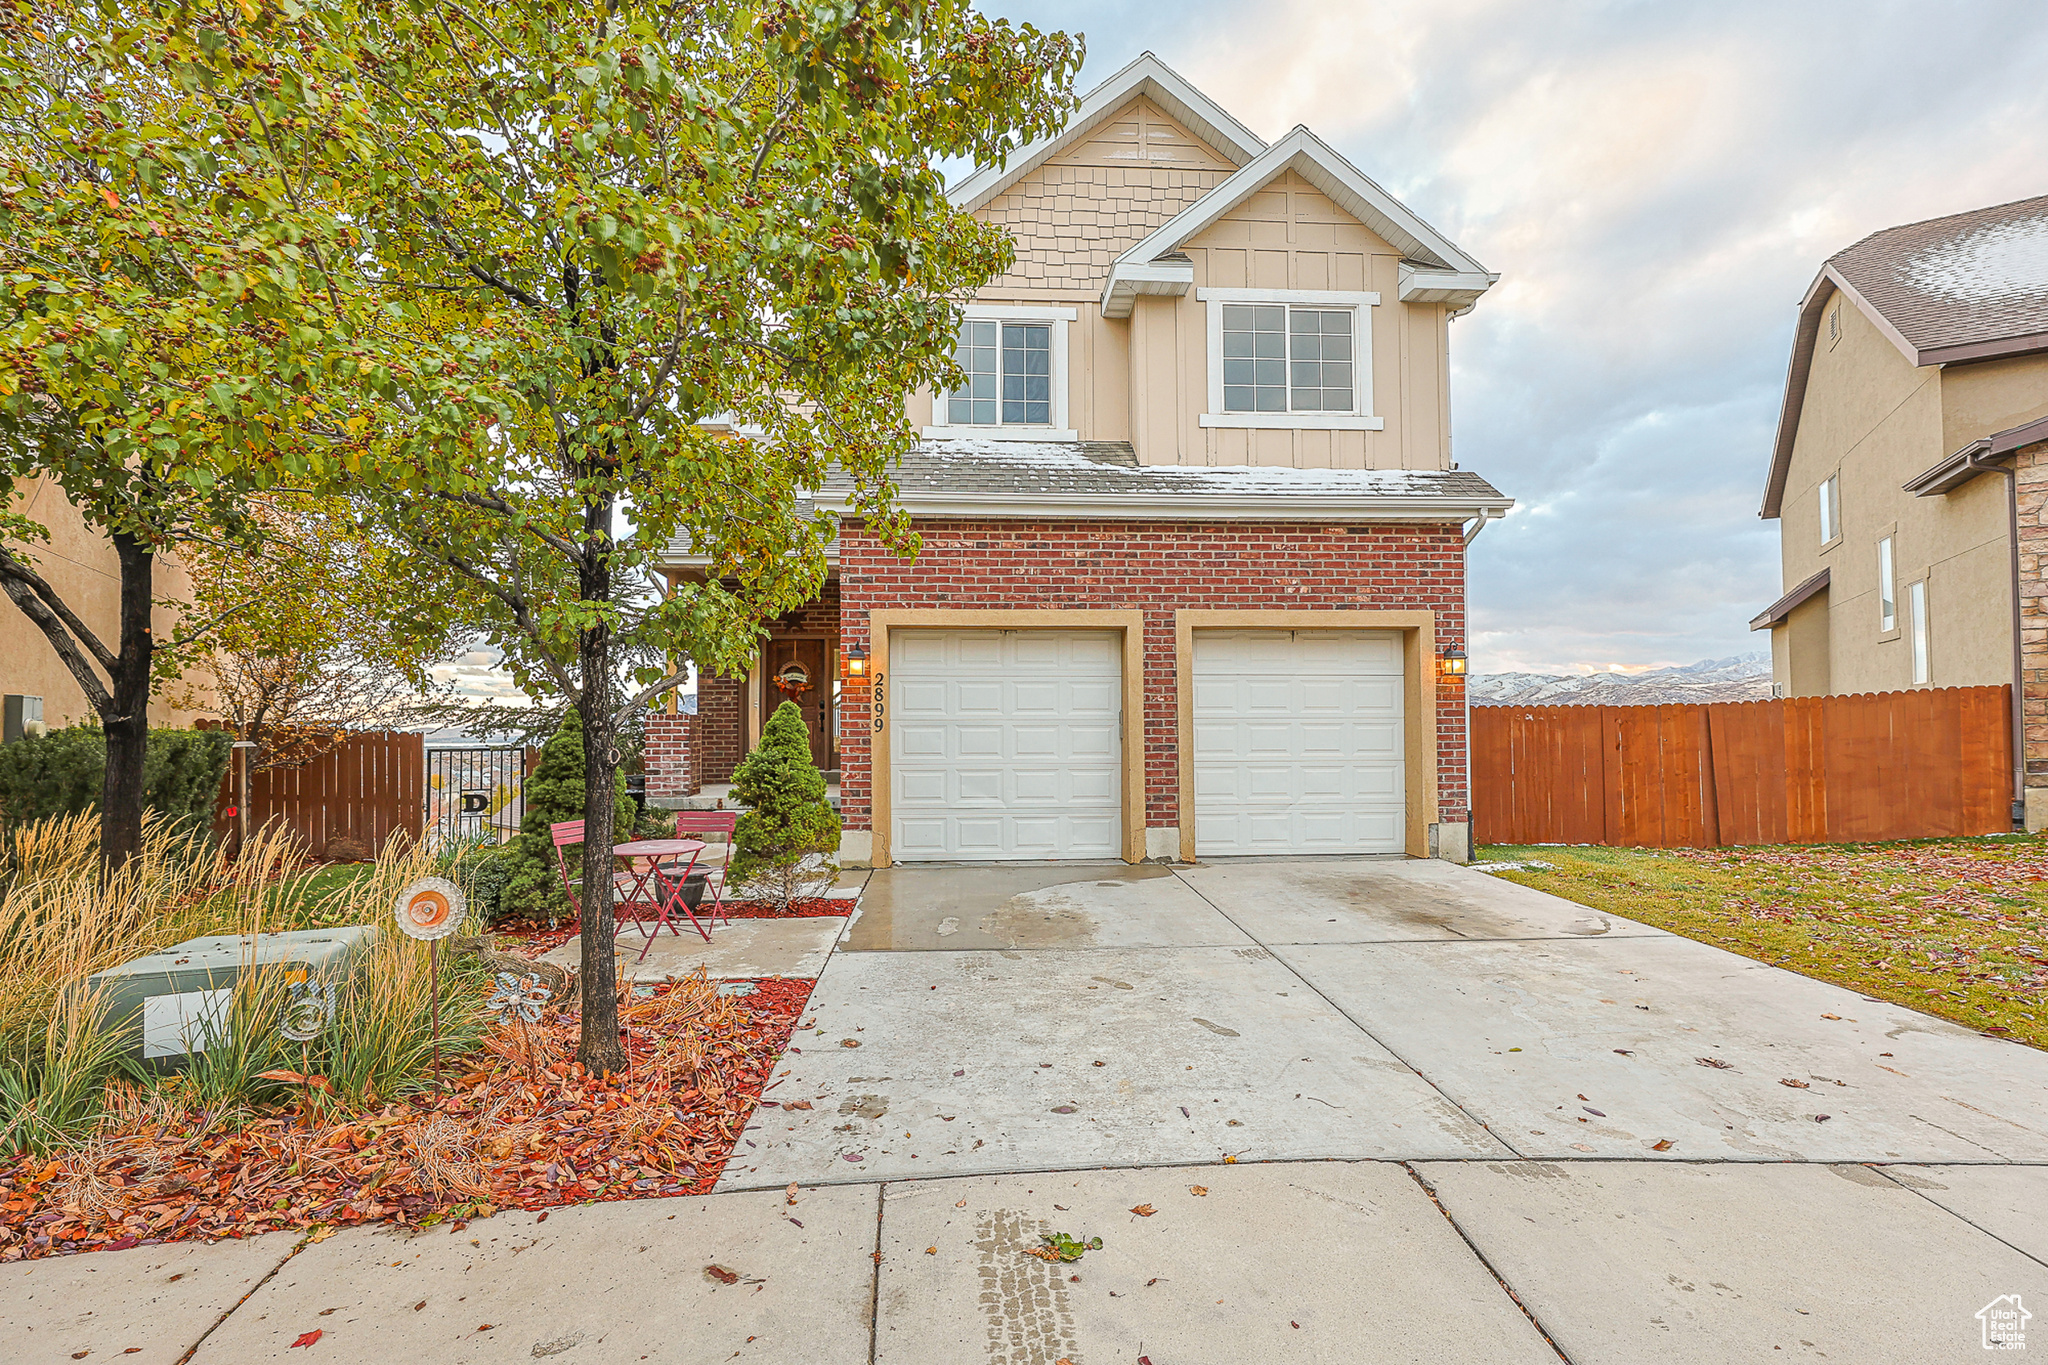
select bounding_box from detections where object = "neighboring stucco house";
[1753,193,2048,824]
[1,476,212,734]
[648,54,1512,866]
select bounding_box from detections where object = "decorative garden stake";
[485,972,552,1077]
[278,980,335,1043]
[395,876,467,1078]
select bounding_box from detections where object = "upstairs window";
[1221,304,1355,414]
[948,320,1051,427]
[1909,579,1930,684]
[1818,475,1839,545]
[1878,536,1896,632]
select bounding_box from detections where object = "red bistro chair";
[550,819,591,918]
[549,819,643,922]
[670,810,738,921]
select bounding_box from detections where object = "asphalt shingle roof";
[818,439,1507,501]
[1830,192,2048,354]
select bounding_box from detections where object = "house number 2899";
[872,673,886,731]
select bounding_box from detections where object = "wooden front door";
[762,638,832,769]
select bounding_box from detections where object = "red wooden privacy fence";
[209,729,426,855]
[1471,686,2013,849]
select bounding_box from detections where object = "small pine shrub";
[729,701,840,908]
[497,709,633,923]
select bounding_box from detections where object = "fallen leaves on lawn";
[1483,839,2048,1049]
[0,969,812,1262]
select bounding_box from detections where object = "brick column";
[642,710,699,802]
[2017,441,2048,828]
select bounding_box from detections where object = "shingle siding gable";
[975,96,1236,297]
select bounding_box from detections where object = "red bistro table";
[613,838,708,959]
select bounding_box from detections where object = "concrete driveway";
[723,857,2048,1187]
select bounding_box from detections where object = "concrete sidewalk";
[14,1159,2045,1363]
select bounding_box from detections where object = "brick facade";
[833,517,1469,840]
[2017,441,2048,793]
[687,577,844,786]
[642,710,698,800]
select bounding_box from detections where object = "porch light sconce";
[1439,648,1468,678]
[842,645,868,680]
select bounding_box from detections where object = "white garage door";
[1192,629,1405,855]
[891,629,1121,860]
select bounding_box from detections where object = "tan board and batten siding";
[908,98,1456,471]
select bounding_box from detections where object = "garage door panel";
[892,629,1122,861]
[955,681,1005,713]
[955,634,1003,666]
[1298,679,1347,712]
[896,724,947,759]
[1011,681,1061,714]
[1193,629,1406,857]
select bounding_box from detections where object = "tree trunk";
[98,532,157,879]
[575,493,628,1075]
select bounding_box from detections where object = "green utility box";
[86,926,377,1070]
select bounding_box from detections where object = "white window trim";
[1908,577,1930,685]
[1817,474,1840,549]
[1877,533,1897,636]
[925,304,1076,442]
[1196,288,1384,431]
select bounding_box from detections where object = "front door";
[762,638,832,769]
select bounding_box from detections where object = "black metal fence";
[426,746,529,848]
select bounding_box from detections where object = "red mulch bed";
[0,975,814,1261]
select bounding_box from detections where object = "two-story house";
[1753,193,2048,826]
[647,54,1512,866]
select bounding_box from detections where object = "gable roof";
[947,53,1266,214]
[1760,193,2048,518]
[1101,125,1498,316]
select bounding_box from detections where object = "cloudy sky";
[979,0,2048,675]
[437,0,2048,704]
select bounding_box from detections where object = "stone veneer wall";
[2017,440,2048,806]
[833,518,1469,841]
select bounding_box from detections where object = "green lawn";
[1476,837,2048,1051]
[276,861,382,926]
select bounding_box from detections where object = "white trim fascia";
[811,490,1516,521]
[929,308,1074,437]
[655,544,840,571]
[1396,263,1499,308]
[946,52,1266,214]
[1111,127,1494,301]
[1202,291,1378,421]
[1199,414,1386,431]
[957,303,1079,321]
[1196,287,1381,307]
[921,426,1080,442]
[1099,261,1196,319]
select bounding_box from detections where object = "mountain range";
[1469,653,1773,707]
